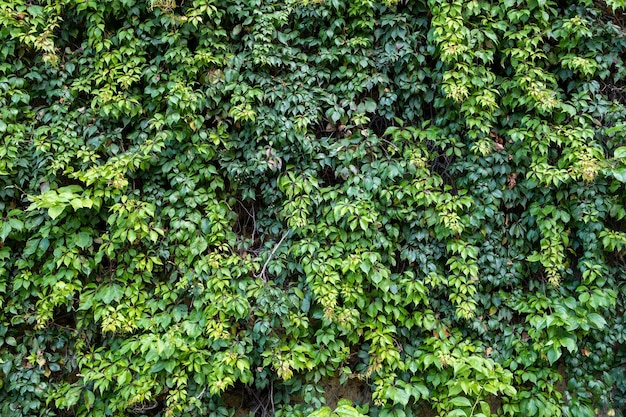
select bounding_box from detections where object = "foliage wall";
[1,0,626,416]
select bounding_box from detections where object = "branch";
[255,230,291,282]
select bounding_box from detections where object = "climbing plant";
[1,0,626,416]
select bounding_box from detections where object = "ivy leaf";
[145,348,159,363]
[335,403,367,417]
[387,386,411,405]
[448,396,472,407]
[412,383,429,399]
[363,99,377,113]
[560,335,577,353]
[547,346,562,365]
[2,359,11,375]
[75,232,93,249]
[84,391,95,408]
[101,284,124,304]
[587,313,607,329]
[612,167,626,182]
[446,409,469,417]
[309,407,333,417]
[614,147,626,158]
[164,360,176,373]
[301,295,311,313]
[118,369,132,386]
[0,222,11,241]
[48,205,66,220]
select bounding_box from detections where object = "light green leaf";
[0,222,11,241]
[612,167,626,182]
[388,387,410,406]
[335,404,367,417]
[75,232,92,249]
[84,390,95,408]
[448,396,472,408]
[308,407,333,417]
[164,360,177,373]
[69,198,84,210]
[118,369,131,385]
[412,383,429,399]
[145,348,159,363]
[560,335,577,353]
[446,409,468,417]
[101,284,124,304]
[48,205,66,219]
[615,147,626,158]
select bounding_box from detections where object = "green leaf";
[150,362,166,373]
[161,341,176,359]
[69,198,84,210]
[587,313,607,329]
[84,390,95,408]
[560,335,577,353]
[411,383,429,399]
[446,410,468,417]
[309,407,333,417]
[612,167,626,182]
[614,147,626,158]
[48,205,66,220]
[0,222,11,241]
[547,346,561,364]
[75,232,93,249]
[145,348,159,363]
[2,359,11,375]
[363,99,377,113]
[388,387,411,406]
[335,403,367,417]
[118,369,132,386]
[101,284,124,304]
[164,360,176,373]
[448,396,472,408]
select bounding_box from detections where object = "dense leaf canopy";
[1,0,626,416]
